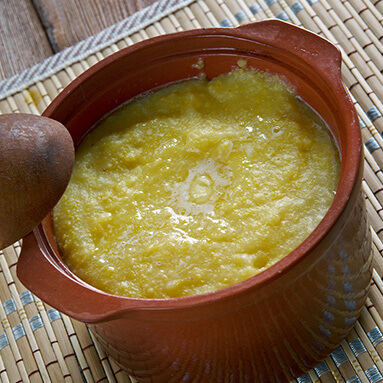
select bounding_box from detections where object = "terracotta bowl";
[18,20,372,382]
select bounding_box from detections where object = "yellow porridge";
[53,68,340,299]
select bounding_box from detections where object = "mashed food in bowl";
[53,68,340,299]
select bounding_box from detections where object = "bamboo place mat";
[0,0,383,382]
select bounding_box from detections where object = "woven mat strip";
[0,0,382,382]
[373,0,383,13]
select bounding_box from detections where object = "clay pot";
[18,20,372,382]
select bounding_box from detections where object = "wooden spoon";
[0,113,74,250]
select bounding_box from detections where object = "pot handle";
[17,229,142,323]
[235,19,343,85]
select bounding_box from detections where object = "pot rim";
[19,19,362,320]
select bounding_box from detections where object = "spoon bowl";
[0,113,74,249]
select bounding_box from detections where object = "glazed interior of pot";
[38,25,360,300]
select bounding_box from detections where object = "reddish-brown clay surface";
[18,20,372,382]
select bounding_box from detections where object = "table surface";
[0,0,157,82]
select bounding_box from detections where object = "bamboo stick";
[346,328,383,381]
[342,0,383,51]
[61,316,94,383]
[0,248,66,383]
[313,360,337,383]
[70,320,106,382]
[242,0,269,20]
[330,344,363,382]
[370,0,383,14]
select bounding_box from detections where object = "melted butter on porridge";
[53,68,340,298]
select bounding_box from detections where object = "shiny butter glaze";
[53,69,340,298]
